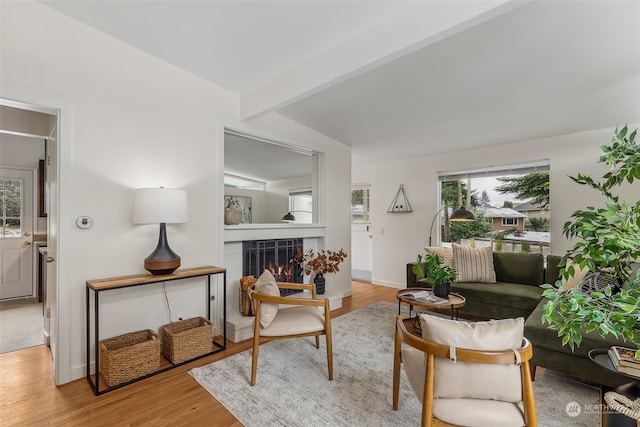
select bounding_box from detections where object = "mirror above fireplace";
[224,129,317,225]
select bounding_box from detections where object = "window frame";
[502,217,518,226]
[351,185,370,223]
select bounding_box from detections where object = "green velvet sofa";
[406,252,631,388]
[524,255,629,388]
[406,251,546,320]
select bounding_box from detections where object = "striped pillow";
[424,246,455,268]
[452,243,496,283]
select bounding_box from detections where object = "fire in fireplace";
[243,239,304,296]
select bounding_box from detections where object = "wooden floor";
[0,281,398,427]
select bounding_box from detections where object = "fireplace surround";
[242,238,303,296]
[224,225,345,343]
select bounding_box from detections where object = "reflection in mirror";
[286,189,312,224]
[224,130,316,224]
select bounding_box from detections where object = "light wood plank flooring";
[0,281,398,426]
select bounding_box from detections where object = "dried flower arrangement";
[300,248,348,276]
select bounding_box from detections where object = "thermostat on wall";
[76,216,93,229]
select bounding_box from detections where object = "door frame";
[0,97,62,384]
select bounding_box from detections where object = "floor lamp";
[428,206,475,246]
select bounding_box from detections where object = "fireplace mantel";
[224,223,325,243]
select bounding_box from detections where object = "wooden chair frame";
[250,282,332,386]
[393,315,537,427]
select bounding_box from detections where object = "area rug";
[190,302,600,427]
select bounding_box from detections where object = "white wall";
[1,1,351,384]
[0,134,45,166]
[353,126,640,288]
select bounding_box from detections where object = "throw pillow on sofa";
[452,243,496,283]
[582,270,621,294]
[424,246,455,268]
[556,259,589,292]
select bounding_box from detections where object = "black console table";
[86,266,226,395]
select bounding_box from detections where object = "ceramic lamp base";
[144,223,181,275]
[145,257,180,275]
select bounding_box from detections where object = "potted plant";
[541,126,640,355]
[412,252,457,298]
[300,248,348,295]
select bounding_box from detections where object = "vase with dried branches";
[300,248,348,294]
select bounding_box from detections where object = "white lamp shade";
[133,188,188,224]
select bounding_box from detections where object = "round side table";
[396,287,466,320]
[589,349,640,427]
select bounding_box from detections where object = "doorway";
[351,185,372,282]
[0,100,57,357]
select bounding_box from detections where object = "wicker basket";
[99,329,160,387]
[605,392,640,427]
[239,275,257,316]
[161,317,213,364]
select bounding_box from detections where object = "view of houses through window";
[437,162,550,255]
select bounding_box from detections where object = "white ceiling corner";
[39,0,640,173]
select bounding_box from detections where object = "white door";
[0,168,35,300]
[351,223,372,282]
[45,125,59,382]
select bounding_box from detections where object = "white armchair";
[249,271,333,386]
[393,314,537,427]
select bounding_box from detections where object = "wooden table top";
[86,266,226,291]
[396,287,466,309]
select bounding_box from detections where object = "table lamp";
[133,187,188,275]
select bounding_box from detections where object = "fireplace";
[243,238,304,296]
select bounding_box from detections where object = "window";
[352,186,370,223]
[0,178,22,238]
[502,217,518,226]
[436,161,550,254]
[288,189,312,224]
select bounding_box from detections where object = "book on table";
[403,290,448,304]
[610,346,640,367]
[608,346,640,377]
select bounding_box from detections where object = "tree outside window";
[352,187,370,223]
[1,178,22,238]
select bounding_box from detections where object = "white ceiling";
[224,132,313,183]
[41,0,640,178]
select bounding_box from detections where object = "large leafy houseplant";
[541,126,640,354]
